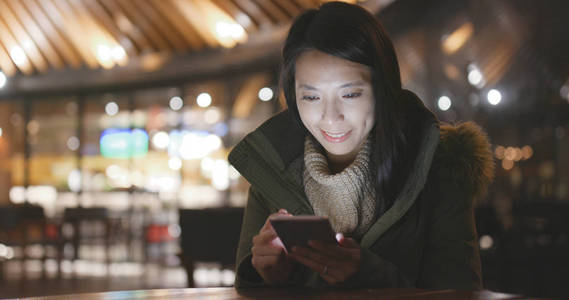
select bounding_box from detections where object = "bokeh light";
[487,89,502,105]
[258,87,274,101]
[437,96,452,111]
[169,96,184,111]
[197,93,212,108]
[105,101,119,116]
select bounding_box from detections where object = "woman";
[228,1,494,289]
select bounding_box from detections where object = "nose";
[322,97,344,125]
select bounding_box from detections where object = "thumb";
[338,235,360,249]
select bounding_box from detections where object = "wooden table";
[15,287,548,299]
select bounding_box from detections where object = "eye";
[302,95,320,101]
[343,92,362,99]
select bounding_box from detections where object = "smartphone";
[269,215,338,253]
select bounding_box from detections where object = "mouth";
[320,129,352,143]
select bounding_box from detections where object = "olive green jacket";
[228,90,494,290]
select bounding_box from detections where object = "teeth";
[325,131,347,138]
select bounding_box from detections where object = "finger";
[338,237,360,249]
[252,245,284,256]
[288,252,323,274]
[271,236,286,250]
[289,253,341,283]
[262,210,292,231]
[291,246,329,265]
[253,230,278,245]
[252,254,281,269]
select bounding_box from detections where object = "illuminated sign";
[100,128,148,159]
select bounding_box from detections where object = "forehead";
[295,50,371,84]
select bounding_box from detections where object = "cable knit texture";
[303,136,376,239]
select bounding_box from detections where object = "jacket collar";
[228,90,440,243]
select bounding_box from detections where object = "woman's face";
[295,50,375,166]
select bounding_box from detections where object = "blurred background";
[0,0,567,298]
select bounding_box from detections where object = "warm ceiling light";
[22,40,34,51]
[97,45,112,62]
[442,22,474,55]
[141,53,165,72]
[0,71,6,89]
[112,46,126,61]
[215,22,245,40]
[10,46,26,65]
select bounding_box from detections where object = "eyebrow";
[339,81,366,88]
[298,81,366,90]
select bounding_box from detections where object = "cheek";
[297,102,318,127]
[296,102,312,130]
[358,101,376,131]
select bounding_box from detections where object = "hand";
[288,233,361,285]
[251,209,294,285]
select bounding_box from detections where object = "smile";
[321,130,352,143]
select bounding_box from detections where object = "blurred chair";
[178,207,244,287]
[144,222,176,265]
[60,207,114,274]
[0,204,47,280]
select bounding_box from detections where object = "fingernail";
[279,209,288,214]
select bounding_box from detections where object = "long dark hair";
[281,1,407,210]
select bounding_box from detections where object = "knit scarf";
[303,136,377,239]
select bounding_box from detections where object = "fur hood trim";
[434,122,495,200]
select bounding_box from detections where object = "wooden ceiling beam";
[1,33,283,97]
[169,0,219,48]
[272,1,302,18]
[81,0,139,56]
[6,0,64,70]
[149,0,206,50]
[22,0,82,68]
[0,42,18,76]
[0,0,48,73]
[292,0,319,10]
[0,15,34,74]
[136,0,187,52]
[211,0,258,32]
[37,0,99,68]
[233,0,274,28]
[98,0,154,53]
[114,0,172,52]
[253,0,289,24]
